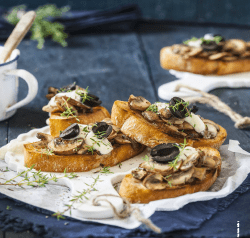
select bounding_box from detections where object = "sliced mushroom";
[209,52,229,60]
[139,160,173,176]
[42,105,61,113]
[128,95,151,111]
[200,155,217,169]
[241,51,250,58]
[188,47,203,57]
[132,168,148,180]
[46,93,56,100]
[48,137,84,155]
[192,167,207,181]
[48,86,59,94]
[180,152,200,171]
[143,173,169,190]
[114,134,131,144]
[202,119,220,131]
[142,111,161,122]
[203,123,217,139]
[170,167,195,186]
[107,129,118,140]
[102,118,112,125]
[223,39,247,54]
[36,133,53,144]
[77,144,90,155]
[63,96,91,110]
[158,108,172,119]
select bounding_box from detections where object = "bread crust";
[119,147,221,203]
[49,106,110,137]
[24,141,145,172]
[160,46,250,75]
[111,100,227,149]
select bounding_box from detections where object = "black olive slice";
[201,41,221,51]
[59,82,76,92]
[150,143,180,163]
[82,93,102,107]
[169,97,189,119]
[92,122,112,139]
[190,105,198,114]
[59,123,80,140]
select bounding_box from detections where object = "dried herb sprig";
[52,175,99,219]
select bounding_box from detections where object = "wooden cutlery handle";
[0,11,36,64]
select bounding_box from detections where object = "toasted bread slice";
[49,106,110,137]
[111,100,227,149]
[119,147,221,203]
[160,46,250,75]
[24,141,145,172]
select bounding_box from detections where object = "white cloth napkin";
[0,127,250,229]
[158,70,250,101]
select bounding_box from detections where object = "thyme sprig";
[60,97,80,122]
[52,175,99,219]
[165,175,172,187]
[146,104,158,113]
[168,138,187,170]
[0,166,78,188]
[100,166,113,174]
[75,86,93,104]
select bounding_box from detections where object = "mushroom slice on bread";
[119,142,222,203]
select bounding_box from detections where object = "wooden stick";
[0,11,36,64]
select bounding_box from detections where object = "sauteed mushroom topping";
[59,123,80,140]
[150,143,180,163]
[128,95,151,111]
[175,34,250,61]
[48,137,84,155]
[92,122,113,139]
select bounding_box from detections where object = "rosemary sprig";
[52,175,99,219]
[0,165,78,187]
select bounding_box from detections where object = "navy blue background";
[1,0,250,26]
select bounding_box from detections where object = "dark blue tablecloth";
[0,173,250,238]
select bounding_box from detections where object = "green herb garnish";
[146,104,158,113]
